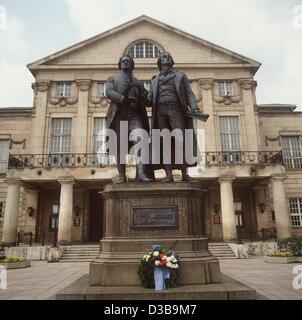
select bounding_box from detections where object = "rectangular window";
[96,83,106,98]
[93,118,111,165]
[281,136,302,170]
[0,140,9,174]
[135,43,144,58]
[219,116,241,164]
[49,118,72,167]
[289,198,302,227]
[55,83,72,98]
[145,43,154,58]
[218,81,235,97]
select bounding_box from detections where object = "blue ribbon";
[154,267,170,291]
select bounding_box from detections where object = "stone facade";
[0,16,301,245]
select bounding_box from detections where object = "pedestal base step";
[56,274,257,300]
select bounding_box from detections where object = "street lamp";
[52,203,60,216]
[234,200,242,213]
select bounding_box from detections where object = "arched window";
[128,41,161,59]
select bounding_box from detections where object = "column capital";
[271,174,286,182]
[76,79,91,91]
[57,177,75,185]
[239,79,257,90]
[33,81,51,92]
[218,176,236,184]
[199,79,214,90]
[4,177,22,185]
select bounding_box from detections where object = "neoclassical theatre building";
[0,16,302,246]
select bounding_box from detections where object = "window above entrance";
[127,41,161,59]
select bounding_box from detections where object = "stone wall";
[229,242,278,259]
[4,246,65,261]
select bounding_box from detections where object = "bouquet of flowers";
[138,244,180,290]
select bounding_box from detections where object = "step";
[64,251,98,254]
[210,251,234,254]
[60,259,94,263]
[210,252,235,256]
[209,245,232,249]
[63,249,99,252]
[60,256,96,260]
[65,247,99,250]
[63,253,99,257]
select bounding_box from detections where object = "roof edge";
[27,15,261,72]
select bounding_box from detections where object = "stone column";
[239,79,259,152]
[2,178,21,246]
[219,177,237,241]
[31,81,50,154]
[57,177,75,245]
[271,175,291,239]
[199,79,217,152]
[75,80,91,154]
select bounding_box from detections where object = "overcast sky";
[1,0,302,110]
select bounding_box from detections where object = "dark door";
[89,190,103,242]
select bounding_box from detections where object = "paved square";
[0,258,301,300]
[220,258,302,300]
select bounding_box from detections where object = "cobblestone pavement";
[0,258,301,300]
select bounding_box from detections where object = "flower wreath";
[138,245,180,289]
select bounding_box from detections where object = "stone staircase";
[60,245,100,263]
[208,243,237,260]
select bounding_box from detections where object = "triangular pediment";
[28,16,261,71]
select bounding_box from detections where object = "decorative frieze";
[239,79,258,91]
[76,80,92,92]
[212,95,242,105]
[265,136,281,147]
[89,95,111,107]
[49,95,78,107]
[10,139,26,149]
[33,81,50,93]
[199,79,214,90]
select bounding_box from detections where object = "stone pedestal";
[89,182,221,287]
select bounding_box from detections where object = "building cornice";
[0,107,33,116]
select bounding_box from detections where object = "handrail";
[9,151,285,169]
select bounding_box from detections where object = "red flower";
[159,262,165,266]
[160,253,165,259]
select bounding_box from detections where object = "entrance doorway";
[89,190,103,242]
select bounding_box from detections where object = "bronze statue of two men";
[105,52,208,184]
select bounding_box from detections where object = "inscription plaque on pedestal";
[132,206,178,229]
